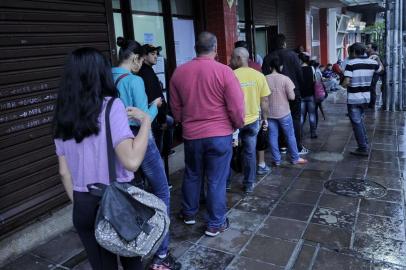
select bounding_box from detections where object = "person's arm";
[58,156,73,202]
[130,77,158,120]
[115,109,151,172]
[224,70,245,129]
[169,73,182,123]
[342,63,353,89]
[259,75,271,120]
[285,77,296,100]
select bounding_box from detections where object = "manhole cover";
[324,178,387,199]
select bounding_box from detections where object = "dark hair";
[195,32,217,55]
[311,61,320,68]
[299,53,310,64]
[326,63,332,67]
[53,47,118,143]
[367,42,378,52]
[117,37,144,63]
[348,44,355,54]
[234,40,248,49]
[268,54,282,73]
[352,42,366,56]
[276,34,287,49]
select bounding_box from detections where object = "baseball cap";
[142,44,162,55]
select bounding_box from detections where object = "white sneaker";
[299,147,310,155]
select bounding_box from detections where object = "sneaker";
[292,158,308,165]
[298,147,310,155]
[150,253,181,270]
[244,184,254,194]
[168,182,173,190]
[257,164,271,175]
[178,212,196,225]
[205,218,230,237]
[169,149,176,157]
[350,148,369,157]
[280,147,287,154]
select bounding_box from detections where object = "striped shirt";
[344,56,381,104]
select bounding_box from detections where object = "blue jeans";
[183,135,232,229]
[268,114,300,164]
[300,96,317,135]
[347,104,369,150]
[152,115,174,155]
[131,127,170,256]
[240,121,260,187]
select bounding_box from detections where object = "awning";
[340,0,384,6]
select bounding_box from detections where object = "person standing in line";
[342,42,383,156]
[54,47,150,270]
[262,34,309,155]
[112,37,180,270]
[299,53,318,139]
[138,44,175,156]
[230,47,271,193]
[234,40,271,175]
[366,42,384,109]
[265,54,308,165]
[170,32,245,237]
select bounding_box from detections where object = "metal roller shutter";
[0,0,116,238]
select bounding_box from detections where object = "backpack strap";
[105,98,117,183]
[115,73,129,87]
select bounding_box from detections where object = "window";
[171,0,193,16]
[112,0,120,9]
[131,0,162,13]
[133,15,167,57]
[113,13,123,53]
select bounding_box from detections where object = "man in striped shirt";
[342,42,383,156]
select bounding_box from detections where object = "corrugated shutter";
[0,0,116,238]
[253,0,277,26]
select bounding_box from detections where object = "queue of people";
[52,30,383,270]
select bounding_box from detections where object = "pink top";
[169,56,245,140]
[266,73,296,119]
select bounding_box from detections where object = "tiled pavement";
[3,91,406,270]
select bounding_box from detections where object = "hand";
[153,97,163,108]
[261,120,268,130]
[126,107,151,124]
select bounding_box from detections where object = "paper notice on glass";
[157,73,166,89]
[173,19,196,66]
[153,56,165,74]
[143,33,155,44]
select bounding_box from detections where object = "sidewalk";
[3,91,406,270]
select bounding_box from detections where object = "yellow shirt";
[234,67,271,125]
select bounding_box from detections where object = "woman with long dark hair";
[112,37,180,270]
[54,47,150,269]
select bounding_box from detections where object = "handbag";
[87,98,170,258]
[256,121,269,151]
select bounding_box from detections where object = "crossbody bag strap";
[105,97,117,182]
[115,73,129,87]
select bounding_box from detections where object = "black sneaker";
[244,184,254,194]
[205,218,230,237]
[177,212,196,225]
[350,148,369,157]
[150,253,181,270]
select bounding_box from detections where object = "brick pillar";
[205,0,237,64]
[294,0,311,52]
[320,8,328,64]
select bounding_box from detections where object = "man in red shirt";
[170,32,245,237]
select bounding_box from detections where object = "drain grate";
[324,178,387,199]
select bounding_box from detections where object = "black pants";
[289,96,302,151]
[73,192,143,270]
[369,74,379,107]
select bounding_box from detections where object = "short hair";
[54,48,118,143]
[326,63,333,67]
[195,32,217,55]
[232,47,249,62]
[348,44,354,54]
[352,42,367,56]
[276,34,287,49]
[368,42,378,51]
[234,40,248,49]
[299,52,310,64]
[117,37,144,63]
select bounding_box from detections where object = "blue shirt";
[112,67,158,125]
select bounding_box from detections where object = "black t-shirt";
[138,64,167,124]
[301,66,315,98]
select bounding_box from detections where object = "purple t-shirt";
[54,98,135,192]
